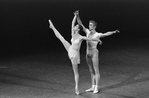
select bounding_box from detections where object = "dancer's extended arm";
[100,30,120,38]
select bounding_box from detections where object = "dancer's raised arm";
[71,11,79,36]
[77,15,86,31]
[77,13,89,34]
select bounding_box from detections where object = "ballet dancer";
[77,12,120,94]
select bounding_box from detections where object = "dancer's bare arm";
[71,11,78,36]
[77,15,86,31]
[100,30,120,38]
[77,13,89,34]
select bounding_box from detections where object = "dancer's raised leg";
[49,19,70,52]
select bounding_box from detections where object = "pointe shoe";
[75,90,79,95]
[48,20,53,29]
[75,86,79,95]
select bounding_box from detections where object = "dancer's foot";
[85,85,95,92]
[75,86,79,95]
[86,87,94,92]
[48,19,54,29]
[93,86,99,94]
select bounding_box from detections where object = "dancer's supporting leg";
[92,49,100,93]
[85,55,96,92]
[71,61,79,95]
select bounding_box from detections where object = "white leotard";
[68,37,82,65]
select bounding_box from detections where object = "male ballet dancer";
[77,12,119,93]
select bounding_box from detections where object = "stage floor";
[0,47,149,98]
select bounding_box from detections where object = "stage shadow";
[0,78,53,91]
[0,71,72,87]
[103,92,136,98]
[80,91,135,98]
[0,78,73,95]
[79,70,146,98]
[99,70,149,91]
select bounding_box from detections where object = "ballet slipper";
[93,86,99,94]
[85,85,95,92]
[86,88,94,92]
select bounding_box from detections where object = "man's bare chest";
[88,33,98,39]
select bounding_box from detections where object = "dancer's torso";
[86,29,100,56]
[86,29,99,49]
[70,35,82,51]
[68,36,82,61]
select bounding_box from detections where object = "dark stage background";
[1,0,149,58]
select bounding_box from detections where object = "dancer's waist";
[87,47,97,50]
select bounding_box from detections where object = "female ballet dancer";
[48,11,100,95]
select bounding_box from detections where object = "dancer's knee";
[87,63,95,74]
[95,68,100,74]
[95,71,100,79]
[89,67,95,75]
